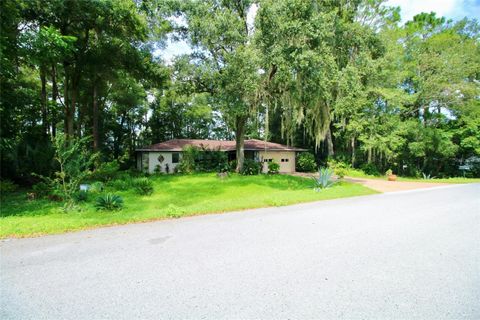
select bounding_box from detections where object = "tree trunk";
[67,80,78,137]
[235,116,246,173]
[351,136,356,168]
[51,64,58,137]
[65,65,80,137]
[63,67,70,136]
[326,126,334,157]
[92,80,99,151]
[40,65,48,135]
[67,90,75,137]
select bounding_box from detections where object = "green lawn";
[0,174,377,238]
[346,168,480,184]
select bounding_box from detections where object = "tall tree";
[257,0,390,158]
[176,0,262,172]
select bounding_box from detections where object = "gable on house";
[136,139,306,174]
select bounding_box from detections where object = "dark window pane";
[172,152,179,163]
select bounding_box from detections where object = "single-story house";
[135,139,306,174]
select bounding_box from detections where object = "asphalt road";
[1,184,479,319]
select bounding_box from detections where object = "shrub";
[95,194,123,211]
[360,163,380,176]
[228,160,237,172]
[242,159,262,175]
[90,181,105,193]
[385,169,393,176]
[196,146,228,172]
[268,161,280,174]
[132,177,154,196]
[48,193,64,202]
[124,168,143,178]
[91,160,120,182]
[74,190,88,202]
[0,180,18,194]
[296,152,317,172]
[217,161,229,173]
[37,133,97,209]
[464,157,480,178]
[177,145,228,173]
[329,161,348,179]
[311,167,335,191]
[177,145,199,173]
[108,178,132,191]
[32,181,51,198]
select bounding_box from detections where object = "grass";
[396,176,480,183]
[0,173,377,238]
[345,168,480,183]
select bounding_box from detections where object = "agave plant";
[422,172,435,180]
[95,194,123,211]
[311,167,335,191]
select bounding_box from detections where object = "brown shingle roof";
[136,139,306,152]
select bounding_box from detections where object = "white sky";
[387,0,480,22]
[159,0,480,63]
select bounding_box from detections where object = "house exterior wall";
[149,152,182,173]
[138,150,297,174]
[137,152,181,173]
[257,150,296,173]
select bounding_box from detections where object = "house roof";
[136,139,307,152]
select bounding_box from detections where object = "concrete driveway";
[291,172,450,192]
[343,176,449,193]
[1,184,479,319]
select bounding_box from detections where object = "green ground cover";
[0,174,377,238]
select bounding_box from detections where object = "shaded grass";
[0,174,377,238]
[346,168,480,184]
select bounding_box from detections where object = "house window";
[264,159,272,162]
[281,158,289,162]
[172,152,180,164]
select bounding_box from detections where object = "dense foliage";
[268,161,280,174]
[296,152,318,172]
[241,159,262,175]
[1,0,479,182]
[39,133,97,208]
[132,177,154,196]
[177,145,228,173]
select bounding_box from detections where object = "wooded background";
[1,0,479,183]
